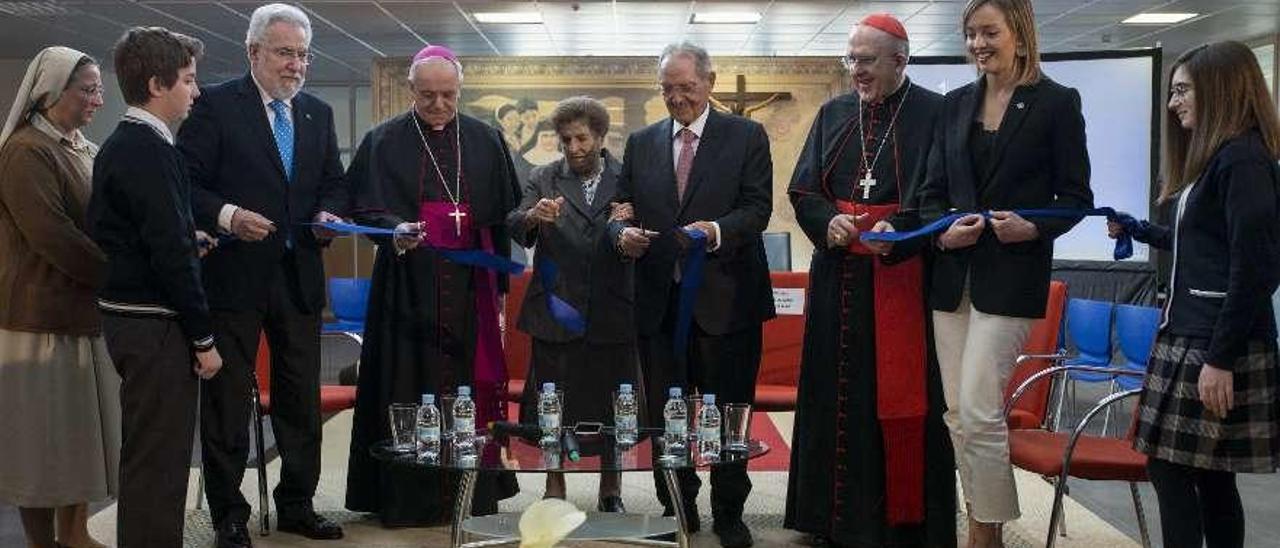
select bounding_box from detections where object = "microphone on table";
[560,430,581,462]
[487,421,581,462]
[488,420,541,442]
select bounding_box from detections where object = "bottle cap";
[669,387,682,398]
[457,386,471,397]
[542,382,556,393]
[422,393,435,405]
[619,383,632,393]
[703,393,716,404]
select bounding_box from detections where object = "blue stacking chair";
[1053,299,1116,430]
[323,277,371,335]
[1114,304,1161,391]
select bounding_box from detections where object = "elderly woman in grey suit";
[506,96,644,512]
[0,46,118,548]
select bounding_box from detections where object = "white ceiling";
[0,1,1276,83]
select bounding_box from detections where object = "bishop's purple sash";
[419,201,474,249]
[419,199,507,429]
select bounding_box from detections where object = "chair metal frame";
[1005,364,1152,548]
[194,370,273,536]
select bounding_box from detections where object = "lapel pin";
[305,113,312,120]
[1015,102,1025,109]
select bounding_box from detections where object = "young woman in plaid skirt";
[1109,41,1280,548]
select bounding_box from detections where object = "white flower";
[518,498,587,548]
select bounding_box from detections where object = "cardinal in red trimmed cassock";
[785,13,957,548]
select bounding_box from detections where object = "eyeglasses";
[840,54,879,70]
[269,47,315,64]
[658,82,700,96]
[1169,83,1193,99]
[74,84,105,97]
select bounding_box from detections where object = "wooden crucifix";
[711,74,793,119]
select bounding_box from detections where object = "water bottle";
[416,393,442,460]
[697,393,722,460]
[614,383,639,446]
[538,382,561,447]
[452,386,476,457]
[663,387,688,456]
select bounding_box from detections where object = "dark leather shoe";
[713,518,754,548]
[277,511,344,540]
[597,495,626,513]
[215,522,252,548]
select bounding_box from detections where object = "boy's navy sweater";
[88,118,213,348]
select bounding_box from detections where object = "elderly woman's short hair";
[246,3,312,46]
[549,96,610,138]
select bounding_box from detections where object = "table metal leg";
[659,468,690,548]
[452,470,479,548]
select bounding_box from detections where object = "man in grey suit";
[505,96,643,512]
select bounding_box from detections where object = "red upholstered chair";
[1005,280,1069,430]
[502,272,533,402]
[248,334,357,535]
[1005,365,1152,548]
[756,271,806,411]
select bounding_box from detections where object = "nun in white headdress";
[0,46,118,548]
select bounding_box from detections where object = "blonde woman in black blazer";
[917,1,1093,545]
[1109,41,1280,548]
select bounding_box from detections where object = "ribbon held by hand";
[858,207,1137,260]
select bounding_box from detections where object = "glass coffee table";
[371,427,768,548]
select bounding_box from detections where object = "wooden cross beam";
[712,74,793,118]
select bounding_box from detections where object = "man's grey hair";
[407,56,465,84]
[246,3,312,46]
[659,41,713,80]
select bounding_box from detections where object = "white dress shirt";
[123,106,174,145]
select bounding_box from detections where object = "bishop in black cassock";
[785,14,956,548]
[343,46,520,526]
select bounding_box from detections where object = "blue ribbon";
[859,207,1136,260]
[311,221,526,274]
[437,249,526,275]
[533,256,587,335]
[310,220,402,236]
[673,228,709,356]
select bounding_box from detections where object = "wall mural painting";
[371,56,848,270]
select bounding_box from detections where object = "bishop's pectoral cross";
[448,205,467,237]
[712,75,793,118]
[859,175,877,200]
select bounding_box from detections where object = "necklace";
[411,111,466,236]
[855,81,911,200]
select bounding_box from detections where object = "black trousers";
[200,261,322,527]
[102,315,199,548]
[1147,457,1245,548]
[641,286,762,523]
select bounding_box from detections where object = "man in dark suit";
[176,4,347,546]
[611,42,775,548]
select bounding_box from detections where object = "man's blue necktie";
[269,99,293,181]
